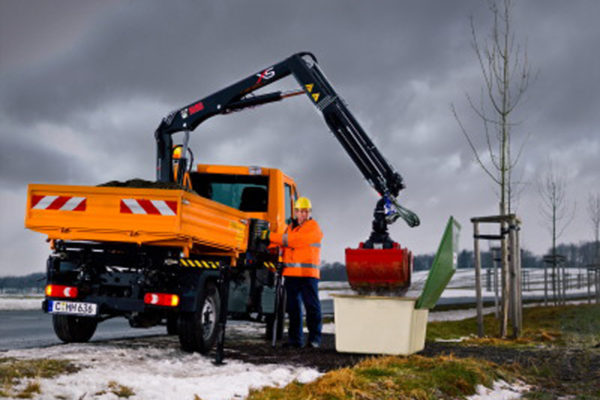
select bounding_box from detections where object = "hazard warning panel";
[30,195,87,212]
[120,199,178,216]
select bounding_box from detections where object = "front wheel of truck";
[179,281,220,353]
[52,315,98,343]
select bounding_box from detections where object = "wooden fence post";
[474,221,484,337]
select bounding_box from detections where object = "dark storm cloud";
[0,1,481,125]
[2,0,600,276]
[0,133,89,185]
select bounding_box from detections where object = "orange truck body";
[25,164,298,261]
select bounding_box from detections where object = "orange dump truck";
[26,165,296,353]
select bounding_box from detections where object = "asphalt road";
[0,299,335,351]
[0,309,167,351]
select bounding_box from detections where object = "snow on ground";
[320,267,595,302]
[4,341,321,400]
[0,294,43,310]
[467,380,530,400]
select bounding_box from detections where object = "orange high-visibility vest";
[270,219,323,279]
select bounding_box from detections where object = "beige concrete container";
[332,294,428,355]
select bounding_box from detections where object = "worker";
[261,197,324,348]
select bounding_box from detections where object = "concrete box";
[332,294,428,355]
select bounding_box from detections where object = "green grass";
[426,304,600,398]
[427,304,600,348]
[246,355,510,400]
[108,380,136,398]
[14,382,41,399]
[0,357,79,398]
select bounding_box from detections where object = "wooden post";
[474,222,484,337]
[470,214,521,339]
[588,268,593,305]
[500,233,510,338]
[596,268,600,304]
[508,225,516,337]
[544,261,549,306]
[493,247,500,318]
[562,264,567,305]
[514,220,522,335]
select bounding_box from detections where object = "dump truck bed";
[25,184,248,253]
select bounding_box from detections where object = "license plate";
[48,300,97,316]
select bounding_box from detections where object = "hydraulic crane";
[154,52,420,292]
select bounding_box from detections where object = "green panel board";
[415,216,461,309]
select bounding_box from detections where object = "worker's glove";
[259,228,270,244]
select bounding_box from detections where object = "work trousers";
[284,276,322,346]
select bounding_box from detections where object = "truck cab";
[192,164,298,234]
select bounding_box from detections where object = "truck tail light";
[46,284,79,298]
[144,293,179,307]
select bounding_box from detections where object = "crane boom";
[154,52,419,228]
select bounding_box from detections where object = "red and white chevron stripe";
[120,199,178,216]
[31,195,87,211]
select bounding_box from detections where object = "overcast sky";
[1,1,599,276]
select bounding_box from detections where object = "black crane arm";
[155,52,419,228]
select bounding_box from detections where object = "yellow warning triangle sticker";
[312,93,320,102]
[305,84,314,93]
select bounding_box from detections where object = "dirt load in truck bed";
[97,178,196,193]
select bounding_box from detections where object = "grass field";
[247,304,600,400]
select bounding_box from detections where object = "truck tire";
[179,281,220,353]
[52,315,98,343]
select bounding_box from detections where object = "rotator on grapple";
[154,52,420,295]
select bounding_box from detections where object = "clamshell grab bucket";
[345,242,413,294]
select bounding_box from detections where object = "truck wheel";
[52,315,98,343]
[179,282,220,353]
[167,315,178,335]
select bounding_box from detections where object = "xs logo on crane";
[255,67,275,84]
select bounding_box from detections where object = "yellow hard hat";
[294,197,312,209]
[172,146,182,159]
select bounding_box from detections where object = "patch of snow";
[322,322,335,334]
[434,336,473,343]
[319,289,355,300]
[429,306,497,322]
[467,380,530,400]
[0,295,43,311]
[4,342,322,400]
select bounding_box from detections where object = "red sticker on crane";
[189,101,204,115]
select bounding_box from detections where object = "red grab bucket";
[345,242,413,294]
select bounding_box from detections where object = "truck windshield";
[190,173,269,212]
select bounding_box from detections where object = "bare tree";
[537,162,576,304]
[588,193,600,263]
[452,0,534,337]
[452,0,533,215]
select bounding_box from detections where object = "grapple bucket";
[345,242,413,294]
